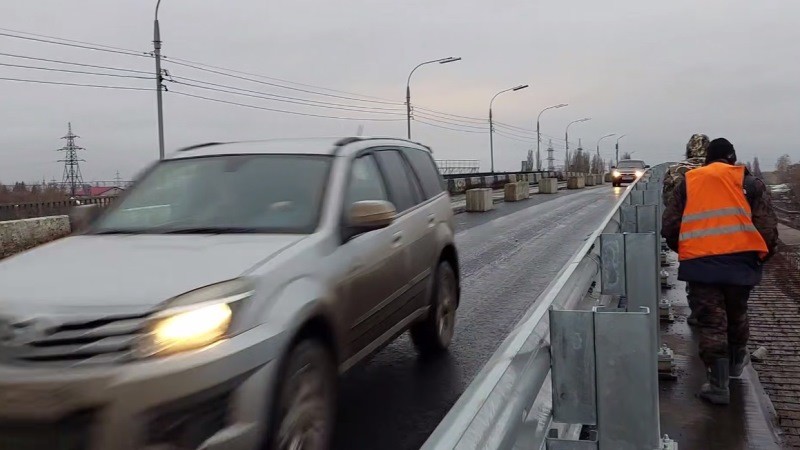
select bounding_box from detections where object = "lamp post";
[536,104,567,171]
[615,134,627,166]
[489,84,528,173]
[406,57,461,139]
[153,0,166,160]
[596,133,616,174]
[565,118,591,171]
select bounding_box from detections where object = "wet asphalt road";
[332,186,624,450]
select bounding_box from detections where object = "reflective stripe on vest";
[678,163,768,261]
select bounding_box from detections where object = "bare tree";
[753,157,763,178]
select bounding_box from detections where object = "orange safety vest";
[678,162,768,261]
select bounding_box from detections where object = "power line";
[0,31,148,58]
[494,131,537,144]
[0,61,154,80]
[170,90,407,122]
[163,58,403,106]
[168,76,405,114]
[164,54,399,104]
[414,112,487,130]
[414,106,486,124]
[0,27,144,55]
[0,52,152,75]
[415,119,487,134]
[0,76,153,91]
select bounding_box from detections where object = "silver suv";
[0,137,460,450]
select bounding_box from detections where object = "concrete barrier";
[0,216,71,260]
[585,175,597,186]
[504,182,530,202]
[539,178,559,194]
[567,176,586,189]
[466,188,494,212]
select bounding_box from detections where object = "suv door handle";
[427,214,436,227]
[392,232,403,246]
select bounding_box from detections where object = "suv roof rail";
[334,136,363,146]
[177,142,225,152]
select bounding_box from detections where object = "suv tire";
[267,338,337,450]
[411,261,458,356]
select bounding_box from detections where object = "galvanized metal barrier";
[423,163,677,450]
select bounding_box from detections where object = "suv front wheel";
[267,338,336,450]
[411,261,458,356]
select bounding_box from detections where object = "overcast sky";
[1,0,798,183]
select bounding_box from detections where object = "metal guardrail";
[423,163,673,450]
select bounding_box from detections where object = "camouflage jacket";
[662,157,704,206]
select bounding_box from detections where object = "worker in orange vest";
[662,138,778,405]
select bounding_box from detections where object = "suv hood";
[0,234,304,316]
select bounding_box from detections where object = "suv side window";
[402,147,445,199]
[373,149,423,212]
[345,154,389,207]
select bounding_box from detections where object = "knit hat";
[705,138,737,164]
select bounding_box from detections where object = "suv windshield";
[617,160,645,169]
[91,154,332,234]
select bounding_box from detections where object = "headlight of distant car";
[635,170,644,177]
[612,170,621,177]
[137,278,254,357]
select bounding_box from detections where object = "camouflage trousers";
[688,282,751,365]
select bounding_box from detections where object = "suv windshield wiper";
[161,227,263,234]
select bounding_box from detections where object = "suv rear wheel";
[411,261,458,355]
[267,338,336,450]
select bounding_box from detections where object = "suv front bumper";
[0,324,284,450]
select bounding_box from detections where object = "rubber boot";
[700,358,730,405]
[729,345,750,378]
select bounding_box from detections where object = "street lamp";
[153,0,166,160]
[615,134,627,166]
[406,57,461,139]
[536,103,567,171]
[596,133,616,174]
[565,118,591,171]
[489,84,529,173]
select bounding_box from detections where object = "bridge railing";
[423,163,674,450]
[0,196,116,221]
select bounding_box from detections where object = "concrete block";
[533,173,541,182]
[466,188,494,212]
[0,216,71,260]
[539,178,559,194]
[567,176,586,189]
[604,173,612,182]
[585,175,597,186]
[508,174,517,183]
[504,181,530,202]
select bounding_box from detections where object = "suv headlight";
[612,170,621,177]
[635,170,644,177]
[137,278,254,358]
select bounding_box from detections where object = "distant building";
[76,186,124,197]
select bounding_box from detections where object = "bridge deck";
[659,251,791,449]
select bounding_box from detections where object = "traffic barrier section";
[503,182,529,202]
[466,188,494,212]
[539,178,559,194]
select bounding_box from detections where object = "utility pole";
[154,0,166,160]
[547,139,555,171]
[58,123,86,198]
[615,134,627,166]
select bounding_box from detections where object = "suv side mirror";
[69,204,102,233]
[610,165,616,169]
[645,165,651,169]
[343,200,396,242]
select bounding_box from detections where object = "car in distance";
[0,137,461,450]
[610,159,649,187]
